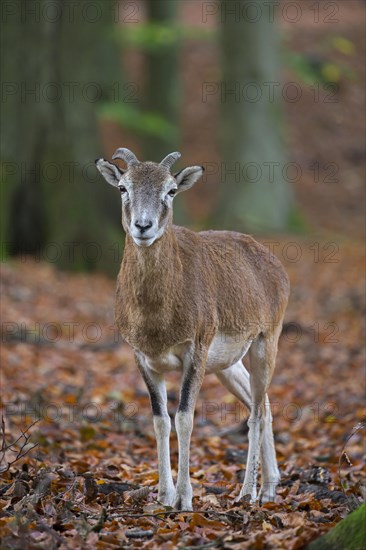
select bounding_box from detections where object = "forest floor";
[1,0,365,548]
[1,234,365,549]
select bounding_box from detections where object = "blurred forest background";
[1,0,364,274]
[0,1,365,548]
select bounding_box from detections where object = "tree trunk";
[217,0,293,232]
[143,0,179,162]
[1,0,123,273]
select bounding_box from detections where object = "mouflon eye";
[168,189,177,197]
[119,185,127,194]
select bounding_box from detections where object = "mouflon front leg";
[174,345,207,511]
[135,352,175,506]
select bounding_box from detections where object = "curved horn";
[112,147,139,166]
[160,151,181,170]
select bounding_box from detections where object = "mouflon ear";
[174,166,204,193]
[95,158,125,188]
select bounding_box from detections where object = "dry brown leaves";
[0,236,365,549]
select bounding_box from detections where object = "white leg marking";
[240,403,262,503]
[241,334,278,503]
[259,407,280,502]
[174,410,194,510]
[153,414,175,506]
[217,359,280,503]
[136,356,175,507]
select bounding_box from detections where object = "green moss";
[306,503,366,550]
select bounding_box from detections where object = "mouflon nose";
[134,220,153,234]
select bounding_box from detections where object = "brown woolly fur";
[116,225,289,357]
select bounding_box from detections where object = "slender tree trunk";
[217,0,293,232]
[1,0,123,273]
[143,0,179,161]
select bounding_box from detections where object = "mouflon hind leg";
[238,330,280,503]
[216,359,280,503]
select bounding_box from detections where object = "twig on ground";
[338,418,366,506]
[180,538,226,550]
[94,508,245,525]
[0,415,39,473]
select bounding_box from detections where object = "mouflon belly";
[206,333,252,372]
[143,333,252,375]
